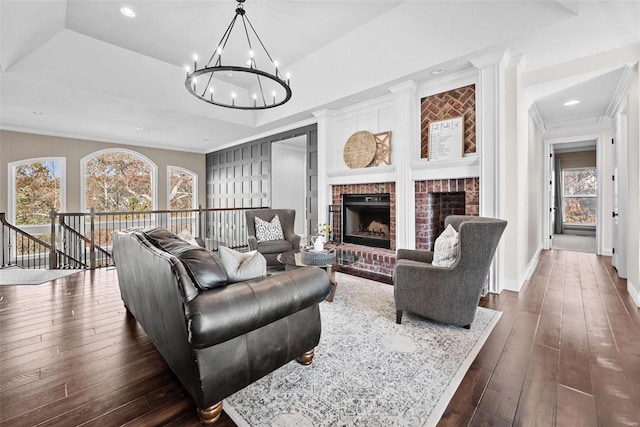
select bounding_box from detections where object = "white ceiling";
[1,1,639,153]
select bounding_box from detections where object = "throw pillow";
[178,229,200,247]
[432,224,460,267]
[254,215,285,242]
[218,246,267,282]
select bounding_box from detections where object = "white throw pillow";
[218,246,267,282]
[432,224,460,267]
[178,229,200,247]
[254,215,285,242]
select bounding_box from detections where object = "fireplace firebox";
[342,193,391,249]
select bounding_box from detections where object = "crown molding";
[605,63,638,117]
[0,125,206,154]
[470,50,512,70]
[543,117,612,137]
[529,103,546,133]
[388,80,417,94]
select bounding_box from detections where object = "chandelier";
[184,0,292,110]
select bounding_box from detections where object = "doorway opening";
[271,136,307,237]
[545,137,602,254]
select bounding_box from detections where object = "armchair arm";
[247,236,258,251]
[287,233,301,250]
[396,249,434,264]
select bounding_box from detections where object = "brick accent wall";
[331,182,396,252]
[420,84,476,158]
[415,178,480,250]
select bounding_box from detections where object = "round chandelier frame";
[184,0,292,110]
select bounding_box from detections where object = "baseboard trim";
[601,247,613,256]
[503,246,542,293]
[627,280,640,307]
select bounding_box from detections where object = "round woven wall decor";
[343,130,376,168]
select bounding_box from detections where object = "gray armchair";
[245,209,301,266]
[393,215,507,328]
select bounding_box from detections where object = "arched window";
[9,158,66,226]
[82,149,156,212]
[168,166,197,210]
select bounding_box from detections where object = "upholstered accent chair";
[393,215,507,328]
[245,209,301,266]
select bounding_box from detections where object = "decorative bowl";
[300,247,336,266]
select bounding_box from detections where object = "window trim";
[8,157,67,227]
[81,148,158,213]
[167,166,198,210]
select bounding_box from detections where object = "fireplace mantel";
[411,155,479,181]
[326,165,396,185]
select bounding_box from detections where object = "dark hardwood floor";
[1,250,638,426]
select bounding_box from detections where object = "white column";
[312,109,336,226]
[388,81,418,251]
[471,50,510,293]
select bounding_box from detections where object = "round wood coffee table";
[277,250,338,302]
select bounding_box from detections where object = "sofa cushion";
[256,239,293,255]
[432,224,460,267]
[185,267,330,349]
[254,215,284,242]
[218,246,267,283]
[142,228,228,290]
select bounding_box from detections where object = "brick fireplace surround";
[415,177,480,250]
[331,183,396,281]
[329,178,479,282]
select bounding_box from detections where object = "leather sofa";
[112,227,331,424]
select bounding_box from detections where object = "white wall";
[625,67,640,306]
[271,139,306,236]
[527,115,544,263]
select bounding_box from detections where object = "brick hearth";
[327,242,396,282]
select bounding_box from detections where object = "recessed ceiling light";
[350,98,359,102]
[133,127,143,132]
[431,68,445,75]
[120,7,136,18]
[564,100,580,106]
[203,138,211,141]
[32,111,43,115]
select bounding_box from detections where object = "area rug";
[552,234,596,253]
[0,269,83,285]
[224,272,501,426]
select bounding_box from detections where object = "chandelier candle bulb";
[193,54,198,70]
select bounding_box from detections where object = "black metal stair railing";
[1,206,267,270]
[0,212,82,269]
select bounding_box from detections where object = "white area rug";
[0,269,82,285]
[224,272,501,427]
